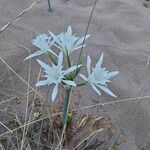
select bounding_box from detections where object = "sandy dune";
[0,0,150,149]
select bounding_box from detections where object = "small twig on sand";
[0,0,41,33]
[0,122,13,133]
[73,128,104,150]
[146,55,150,67]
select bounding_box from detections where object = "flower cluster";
[25,26,119,102]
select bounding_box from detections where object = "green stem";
[47,0,53,12]
[47,52,57,65]
[66,49,71,67]
[63,87,71,125]
[75,0,98,77]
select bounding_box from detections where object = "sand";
[0,0,150,149]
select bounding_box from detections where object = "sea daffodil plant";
[25,26,119,127]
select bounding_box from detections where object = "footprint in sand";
[142,0,150,8]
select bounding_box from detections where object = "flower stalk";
[47,0,53,12]
[63,86,72,125]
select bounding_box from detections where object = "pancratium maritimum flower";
[35,52,81,102]
[49,26,90,56]
[80,53,119,97]
[25,34,57,60]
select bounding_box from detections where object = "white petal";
[36,59,51,70]
[58,51,63,66]
[95,53,104,69]
[53,44,63,51]
[74,34,90,48]
[35,80,49,86]
[87,55,91,76]
[96,84,117,98]
[91,84,101,95]
[49,49,58,57]
[79,74,88,81]
[67,26,72,35]
[52,84,58,102]
[73,45,85,51]
[32,34,49,46]
[62,80,76,86]
[24,51,43,60]
[63,65,82,75]
[49,32,62,46]
[32,34,52,53]
[107,71,119,78]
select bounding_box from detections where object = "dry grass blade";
[0,143,5,150]
[147,55,150,67]
[83,130,100,149]
[1,94,149,139]
[15,114,22,126]
[73,95,150,111]
[0,122,13,133]
[0,57,45,100]
[55,124,67,150]
[9,137,18,150]
[73,128,104,150]
[27,138,56,149]
[0,96,17,105]
[76,114,89,130]
[21,52,31,149]
[0,0,41,33]
[18,44,60,147]
[26,144,32,150]
[0,116,48,137]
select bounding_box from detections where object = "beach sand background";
[0,0,150,149]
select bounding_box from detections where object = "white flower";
[24,34,57,60]
[80,53,119,97]
[49,26,90,55]
[36,52,81,102]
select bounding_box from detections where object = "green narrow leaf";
[75,0,98,77]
